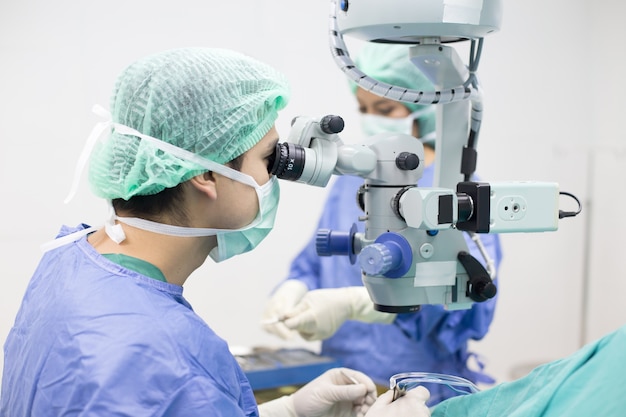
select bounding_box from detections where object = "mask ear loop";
[410,106,436,145]
[409,107,433,120]
[419,131,436,143]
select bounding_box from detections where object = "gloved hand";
[261,280,308,340]
[364,386,431,417]
[258,367,377,417]
[293,367,377,417]
[282,287,397,341]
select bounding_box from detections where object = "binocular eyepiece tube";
[268,114,345,186]
[269,142,307,181]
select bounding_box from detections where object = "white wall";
[1,0,624,387]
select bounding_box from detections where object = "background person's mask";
[360,109,429,137]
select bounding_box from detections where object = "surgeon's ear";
[189,171,218,200]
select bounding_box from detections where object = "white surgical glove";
[364,386,431,417]
[258,396,297,417]
[292,367,377,417]
[261,280,308,340]
[258,367,376,417]
[282,287,396,341]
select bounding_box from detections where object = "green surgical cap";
[89,47,290,200]
[352,43,436,139]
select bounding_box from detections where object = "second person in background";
[262,43,504,406]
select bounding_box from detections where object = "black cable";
[463,38,484,181]
[559,191,582,219]
[465,38,483,89]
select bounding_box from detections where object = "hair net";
[352,43,435,140]
[89,47,290,200]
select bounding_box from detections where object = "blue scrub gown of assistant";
[284,164,503,405]
[0,225,258,417]
[432,324,626,416]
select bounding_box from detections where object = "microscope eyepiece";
[270,142,307,181]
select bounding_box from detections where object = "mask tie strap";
[105,201,126,244]
[64,104,112,204]
[39,200,124,252]
[40,225,99,253]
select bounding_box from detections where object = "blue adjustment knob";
[358,232,413,278]
[360,243,394,275]
[315,224,358,264]
[316,229,334,256]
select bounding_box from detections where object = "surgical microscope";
[268,0,581,313]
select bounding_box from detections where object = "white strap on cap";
[111,123,259,189]
[64,105,112,204]
[64,104,263,205]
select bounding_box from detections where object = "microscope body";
[357,132,477,312]
[270,0,565,312]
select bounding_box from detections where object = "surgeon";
[0,47,432,417]
[262,43,503,406]
[430,323,626,416]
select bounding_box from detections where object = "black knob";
[320,115,345,134]
[469,277,497,302]
[476,281,497,299]
[458,251,497,303]
[391,186,414,221]
[395,152,420,170]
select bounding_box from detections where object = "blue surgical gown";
[1,225,258,417]
[284,164,503,405]
[432,324,626,416]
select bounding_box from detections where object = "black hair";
[111,153,245,225]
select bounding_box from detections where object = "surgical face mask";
[210,177,279,262]
[360,109,429,138]
[54,105,280,262]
